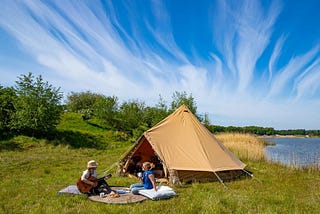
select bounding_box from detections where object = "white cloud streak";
[234,0,282,91]
[268,35,287,83]
[147,1,190,64]
[268,46,319,98]
[212,0,282,92]
[294,58,320,100]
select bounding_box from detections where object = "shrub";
[10,73,63,136]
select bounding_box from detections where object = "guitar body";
[77,174,111,193]
[77,176,97,193]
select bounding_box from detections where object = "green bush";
[10,73,63,136]
[0,86,16,135]
[66,91,106,113]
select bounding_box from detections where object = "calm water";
[265,138,320,167]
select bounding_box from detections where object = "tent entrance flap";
[122,137,165,178]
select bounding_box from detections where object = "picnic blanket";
[58,185,175,203]
[88,186,147,204]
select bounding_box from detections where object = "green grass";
[1,113,320,213]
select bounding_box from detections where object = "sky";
[0,0,320,130]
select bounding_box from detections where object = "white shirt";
[81,169,97,179]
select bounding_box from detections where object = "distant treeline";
[207,125,320,137]
[1,73,319,139]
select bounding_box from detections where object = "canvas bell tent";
[117,105,247,184]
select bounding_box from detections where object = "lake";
[265,137,320,167]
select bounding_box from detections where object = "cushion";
[138,186,176,200]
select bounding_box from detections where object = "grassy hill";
[1,113,319,213]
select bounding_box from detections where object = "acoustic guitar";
[77,174,112,193]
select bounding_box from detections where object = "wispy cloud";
[268,35,287,83]
[294,57,320,100]
[211,0,282,92]
[268,46,319,98]
[147,1,189,64]
[234,0,282,91]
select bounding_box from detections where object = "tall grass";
[217,133,320,172]
[216,133,266,161]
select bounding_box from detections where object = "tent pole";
[213,171,228,189]
[242,169,262,183]
[243,169,253,177]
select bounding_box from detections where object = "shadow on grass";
[47,130,106,149]
[0,129,107,151]
[0,140,23,151]
[86,121,107,129]
[0,131,23,151]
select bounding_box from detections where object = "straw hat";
[87,160,98,168]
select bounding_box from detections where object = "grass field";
[1,113,319,213]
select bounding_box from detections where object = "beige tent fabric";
[144,105,246,172]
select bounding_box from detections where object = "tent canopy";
[118,105,246,182]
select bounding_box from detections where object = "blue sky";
[1,0,320,130]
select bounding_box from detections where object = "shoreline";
[257,135,315,139]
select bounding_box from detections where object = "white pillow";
[138,186,176,200]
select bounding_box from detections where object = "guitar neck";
[96,174,112,182]
[96,177,105,182]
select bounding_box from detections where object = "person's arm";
[81,173,97,187]
[148,173,157,191]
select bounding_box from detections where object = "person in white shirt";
[78,160,113,195]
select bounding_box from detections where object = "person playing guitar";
[77,160,115,195]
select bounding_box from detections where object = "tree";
[0,85,16,133]
[170,91,197,115]
[117,100,146,132]
[203,112,210,128]
[156,95,168,112]
[142,106,166,127]
[141,95,169,127]
[11,73,63,136]
[93,95,119,127]
[66,91,105,113]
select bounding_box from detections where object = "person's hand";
[104,174,112,179]
[92,182,98,187]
